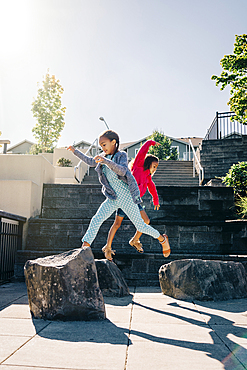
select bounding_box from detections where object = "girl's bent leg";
[82,199,116,245]
[122,203,160,239]
[158,234,171,257]
[102,215,123,261]
[106,215,124,249]
[131,209,150,241]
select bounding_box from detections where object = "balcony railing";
[204,111,247,140]
[0,211,26,282]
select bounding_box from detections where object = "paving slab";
[194,300,247,326]
[105,306,132,323]
[126,341,236,370]
[0,335,31,363]
[1,282,247,370]
[0,317,49,337]
[34,319,130,344]
[211,324,247,366]
[0,366,71,370]
[130,322,222,345]
[3,335,128,370]
[132,302,207,326]
[0,282,27,309]
[0,303,31,319]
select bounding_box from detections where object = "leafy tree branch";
[211,34,247,124]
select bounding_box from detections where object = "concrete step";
[82,178,100,185]
[40,183,234,221]
[54,178,78,184]
[82,168,99,184]
[80,160,198,186]
[154,181,199,186]
[26,215,244,254]
[153,160,199,186]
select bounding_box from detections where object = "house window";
[135,148,139,156]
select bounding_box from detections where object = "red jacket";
[131,140,159,206]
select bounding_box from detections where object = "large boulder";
[159,259,247,301]
[24,247,106,320]
[95,259,129,297]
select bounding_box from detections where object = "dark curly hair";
[99,130,120,160]
[143,154,159,171]
[129,153,159,171]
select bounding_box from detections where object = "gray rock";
[24,247,106,320]
[159,259,247,301]
[241,261,247,275]
[95,259,129,297]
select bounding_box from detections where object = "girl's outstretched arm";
[132,140,157,168]
[147,177,159,207]
[67,146,97,167]
[94,152,128,176]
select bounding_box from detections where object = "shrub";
[222,162,247,197]
[235,197,247,219]
[57,157,72,167]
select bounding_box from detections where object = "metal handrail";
[188,139,204,186]
[74,138,100,183]
[204,111,247,140]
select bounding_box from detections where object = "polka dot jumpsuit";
[82,156,160,245]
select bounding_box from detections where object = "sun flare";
[0,0,30,56]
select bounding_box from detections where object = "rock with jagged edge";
[95,259,129,297]
[159,259,247,301]
[24,247,106,320]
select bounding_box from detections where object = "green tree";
[31,71,66,153]
[211,34,247,124]
[148,130,178,160]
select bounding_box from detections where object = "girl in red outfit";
[103,139,170,257]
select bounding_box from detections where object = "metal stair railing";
[0,210,26,282]
[204,111,247,140]
[188,139,204,186]
[74,138,100,183]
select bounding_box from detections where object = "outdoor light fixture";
[99,117,109,129]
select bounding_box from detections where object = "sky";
[0,0,246,151]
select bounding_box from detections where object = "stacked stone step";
[15,183,247,286]
[81,166,100,185]
[200,136,247,183]
[152,160,199,186]
[82,160,199,186]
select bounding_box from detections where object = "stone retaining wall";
[200,136,247,182]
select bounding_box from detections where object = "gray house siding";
[124,137,190,160]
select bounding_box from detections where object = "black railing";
[0,211,26,282]
[204,111,247,140]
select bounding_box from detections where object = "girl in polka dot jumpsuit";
[67,130,170,261]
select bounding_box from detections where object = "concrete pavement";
[0,281,247,370]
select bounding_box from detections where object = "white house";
[6,140,35,154]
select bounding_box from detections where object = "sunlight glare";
[0,0,29,56]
